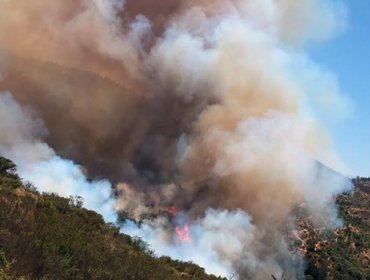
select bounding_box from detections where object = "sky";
[310,1,370,177]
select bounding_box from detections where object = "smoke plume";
[0,0,352,278]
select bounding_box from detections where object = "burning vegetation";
[1,158,369,280]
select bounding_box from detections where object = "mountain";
[0,157,225,280]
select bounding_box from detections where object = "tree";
[0,157,17,176]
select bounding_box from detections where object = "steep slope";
[298,178,370,280]
[0,157,224,280]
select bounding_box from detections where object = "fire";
[175,224,191,242]
[168,206,178,216]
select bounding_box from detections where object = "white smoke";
[0,92,117,222]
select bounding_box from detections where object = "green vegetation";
[302,178,370,280]
[0,157,225,280]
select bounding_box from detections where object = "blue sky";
[309,1,370,177]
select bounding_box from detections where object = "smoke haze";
[0,0,352,278]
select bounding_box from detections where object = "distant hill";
[298,178,370,280]
[0,157,225,280]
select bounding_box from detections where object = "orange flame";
[175,224,191,242]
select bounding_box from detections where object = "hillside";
[1,155,370,280]
[0,157,225,280]
[299,178,370,280]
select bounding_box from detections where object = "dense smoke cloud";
[0,0,352,278]
[0,93,116,222]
